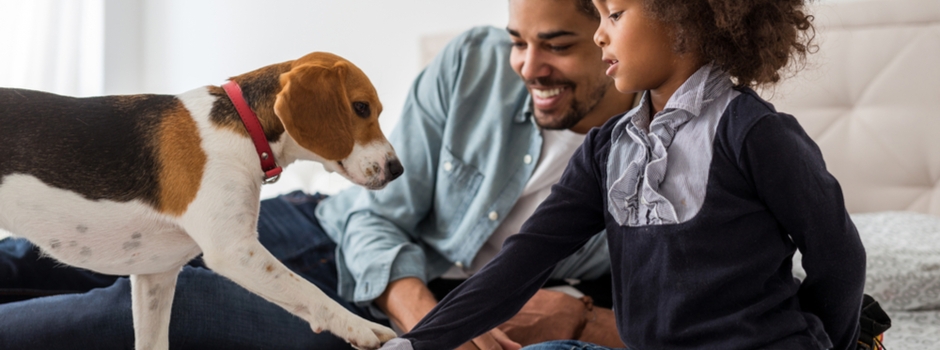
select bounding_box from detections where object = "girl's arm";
[740,113,866,350]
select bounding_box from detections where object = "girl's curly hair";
[645,0,817,88]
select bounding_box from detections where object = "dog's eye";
[352,102,370,118]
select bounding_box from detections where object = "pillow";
[792,211,940,311]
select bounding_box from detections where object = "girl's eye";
[609,11,623,21]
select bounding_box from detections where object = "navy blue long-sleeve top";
[394,75,866,350]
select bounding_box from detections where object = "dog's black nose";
[386,158,404,180]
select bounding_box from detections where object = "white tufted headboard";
[764,0,940,216]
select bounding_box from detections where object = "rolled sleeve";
[338,209,426,304]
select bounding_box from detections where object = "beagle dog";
[0,52,401,349]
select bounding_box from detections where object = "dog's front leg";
[130,269,181,350]
[196,238,396,349]
[180,180,394,349]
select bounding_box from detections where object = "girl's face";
[592,0,681,94]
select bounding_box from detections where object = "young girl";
[381,0,866,349]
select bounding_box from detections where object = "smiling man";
[507,0,624,134]
[0,0,634,349]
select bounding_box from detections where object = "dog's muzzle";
[386,157,404,181]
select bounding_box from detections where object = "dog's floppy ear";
[274,62,354,161]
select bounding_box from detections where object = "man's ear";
[274,62,355,160]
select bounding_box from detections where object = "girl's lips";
[605,59,619,76]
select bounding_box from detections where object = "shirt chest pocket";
[434,148,484,233]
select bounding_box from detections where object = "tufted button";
[443,161,453,172]
[488,211,499,221]
[523,154,533,164]
[455,261,464,268]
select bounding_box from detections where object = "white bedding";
[795,211,940,349]
[885,310,940,349]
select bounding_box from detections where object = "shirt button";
[443,161,453,172]
[523,154,532,164]
[455,261,464,268]
[488,211,499,221]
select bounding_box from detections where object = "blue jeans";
[0,191,384,349]
[522,340,624,350]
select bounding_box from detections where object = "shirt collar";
[517,94,534,123]
[613,64,732,136]
[662,63,733,118]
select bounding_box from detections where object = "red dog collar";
[222,80,283,184]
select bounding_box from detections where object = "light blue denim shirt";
[315,26,610,315]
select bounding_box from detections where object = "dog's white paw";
[313,315,396,350]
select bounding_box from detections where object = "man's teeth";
[533,87,563,99]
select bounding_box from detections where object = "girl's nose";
[594,26,608,47]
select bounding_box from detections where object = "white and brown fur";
[0,52,401,349]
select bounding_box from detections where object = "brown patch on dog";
[332,55,386,148]
[275,52,385,160]
[155,101,207,216]
[275,62,354,160]
[265,264,274,272]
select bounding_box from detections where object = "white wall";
[105,0,508,126]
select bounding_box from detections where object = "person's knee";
[0,278,134,349]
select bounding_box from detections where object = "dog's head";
[274,52,403,190]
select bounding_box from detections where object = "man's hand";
[374,277,521,350]
[496,289,587,345]
[497,289,624,348]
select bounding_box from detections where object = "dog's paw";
[363,322,397,348]
[316,316,396,350]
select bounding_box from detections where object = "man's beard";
[531,78,609,130]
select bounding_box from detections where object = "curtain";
[0,0,103,97]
